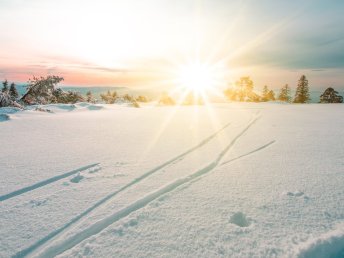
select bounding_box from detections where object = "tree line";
[223,75,343,103]
[1,74,343,108]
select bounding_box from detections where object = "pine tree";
[278,84,291,102]
[320,87,343,103]
[294,75,310,103]
[9,83,19,100]
[261,85,269,101]
[2,80,9,93]
[267,90,275,101]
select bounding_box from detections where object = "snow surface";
[1,102,344,257]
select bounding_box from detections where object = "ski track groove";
[31,116,260,258]
[220,140,276,166]
[13,121,232,258]
[0,163,100,202]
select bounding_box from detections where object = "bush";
[159,94,175,105]
[100,91,117,104]
[136,95,148,102]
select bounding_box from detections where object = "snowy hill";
[0,102,344,257]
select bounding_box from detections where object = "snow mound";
[87,105,104,111]
[0,114,10,122]
[229,212,251,227]
[0,107,22,121]
[0,107,22,114]
[70,174,84,183]
[76,102,90,107]
[296,225,344,258]
[45,104,77,112]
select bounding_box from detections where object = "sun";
[176,62,217,94]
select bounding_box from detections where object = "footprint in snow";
[124,219,138,228]
[286,191,310,201]
[229,212,251,227]
[88,166,102,174]
[287,191,304,197]
[29,199,48,207]
[70,174,84,183]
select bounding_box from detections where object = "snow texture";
[1,102,344,258]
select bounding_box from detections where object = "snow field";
[1,103,344,257]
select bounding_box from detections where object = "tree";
[261,85,269,101]
[86,91,93,103]
[2,80,9,93]
[267,90,275,101]
[235,77,254,101]
[320,87,343,103]
[224,77,257,102]
[9,83,19,100]
[21,75,64,104]
[261,86,275,101]
[294,75,310,103]
[0,92,12,107]
[278,84,291,102]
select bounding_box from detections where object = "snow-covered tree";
[9,83,19,100]
[2,80,9,93]
[0,92,12,107]
[294,75,310,103]
[21,76,64,104]
[278,84,291,102]
[0,91,22,108]
[320,87,343,103]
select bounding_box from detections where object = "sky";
[0,0,343,90]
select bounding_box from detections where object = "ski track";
[32,116,260,258]
[14,120,232,257]
[0,163,100,202]
[220,140,276,166]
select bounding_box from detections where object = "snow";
[0,102,344,257]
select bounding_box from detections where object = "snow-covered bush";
[159,94,175,105]
[0,92,22,108]
[136,95,148,102]
[100,91,118,104]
